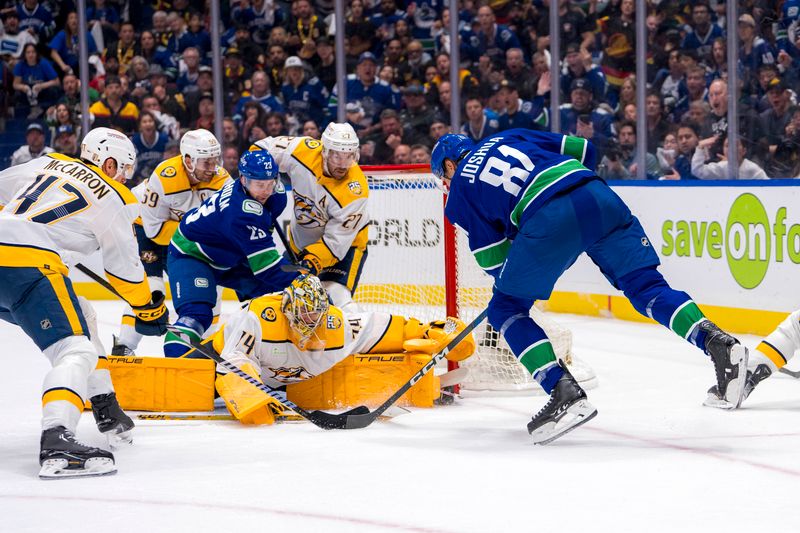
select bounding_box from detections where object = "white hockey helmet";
[321,122,359,177]
[80,127,136,182]
[180,128,222,178]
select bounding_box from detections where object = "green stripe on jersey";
[473,238,511,271]
[172,228,216,265]
[248,248,282,275]
[562,136,587,163]
[510,159,588,227]
[669,300,706,339]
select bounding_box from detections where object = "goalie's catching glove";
[403,317,476,361]
[133,291,169,336]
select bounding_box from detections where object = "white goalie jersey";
[210,293,400,388]
[249,136,369,270]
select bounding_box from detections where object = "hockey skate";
[39,426,116,480]
[699,321,749,409]
[705,364,772,409]
[91,392,134,448]
[528,363,598,445]
[111,336,135,356]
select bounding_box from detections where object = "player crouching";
[204,275,475,424]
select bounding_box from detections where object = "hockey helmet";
[431,133,474,181]
[238,149,279,181]
[80,127,137,183]
[180,128,222,178]
[321,122,359,178]
[281,275,330,348]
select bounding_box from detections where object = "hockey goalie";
[205,275,476,424]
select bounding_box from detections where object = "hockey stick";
[779,367,800,378]
[273,223,313,274]
[341,309,488,429]
[167,325,368,430]
[75,263,364,430]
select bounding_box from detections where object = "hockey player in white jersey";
[0,127,169,479]
[250,123,369,313]
[204,275,475,424]
[113,129,230,355]
[707,310,800,408]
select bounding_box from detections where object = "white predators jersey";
[133,154,230,245]
[212,293,397,388]
[251,136,369,268]
[0,153,152,307]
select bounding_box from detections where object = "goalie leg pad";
[215,363,284,425]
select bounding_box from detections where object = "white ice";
[2,301,799,533]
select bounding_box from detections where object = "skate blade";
[702,391,735,410]
[39,457,117,480]
[724,345,749,409]
[107,430,133,450]
[531,400,598,445]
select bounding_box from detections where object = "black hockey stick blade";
[280,263,311,274]
[779,367,800,378]
[166,326,365,430]
[341,309,488,430]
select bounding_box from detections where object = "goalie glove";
[215,361,286,425]
[133,291,169,336]
[402,318,476,361]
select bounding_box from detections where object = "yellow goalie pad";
[287,352,442,409]
[215,363,286,425]
[105,355,215,411]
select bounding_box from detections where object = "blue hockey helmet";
[431,134,474,181]
[238,149,279,181]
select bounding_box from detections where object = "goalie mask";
[321,122,359,179]
[281,275,329,348]
[180,128,222,182]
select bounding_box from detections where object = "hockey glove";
[406,318,476,362]
[298,255,322,275]
[133,291,169,336]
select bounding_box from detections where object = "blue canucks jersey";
[170,179,296,288]
[444,129,598,276]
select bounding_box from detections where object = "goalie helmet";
[321,122,359,178]
[80,127,137,182]
[431,134,474,185]
[180,128,222,178]
[281,275,329,347]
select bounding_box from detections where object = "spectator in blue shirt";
[680,2,724,65]
[17,0,54,41]
[475,5,520,62]
[182,12,212,58]
[12,43,60,119]
[281,56,330,129]
[328,52,400,125]
[87,0,121,45]
[233,70,284,124]
[48,11,99,76]
[131,111,170,187]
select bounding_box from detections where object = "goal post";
[355,164,597,394]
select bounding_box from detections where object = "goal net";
[354,165,598,394]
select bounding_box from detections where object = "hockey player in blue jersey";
[164,150,298,357]
[431,129,750,445]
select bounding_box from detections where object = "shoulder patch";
[243,199,263,215]
[347,181,363,195]
[304,139,321,150]
[327,315,342,330]
[160,166,177,178]
[261,307,277,322]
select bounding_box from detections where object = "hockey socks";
[163,316,205,358]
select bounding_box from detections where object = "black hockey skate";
[705,363,772,409]
[111,336,135,356]
[39,426,116,480]
[90,392,134,448]
[699,320,749,409]
[528,363,597,445]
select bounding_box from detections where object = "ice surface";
[2,301,799,533]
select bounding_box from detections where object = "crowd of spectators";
[1,0,799,183]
